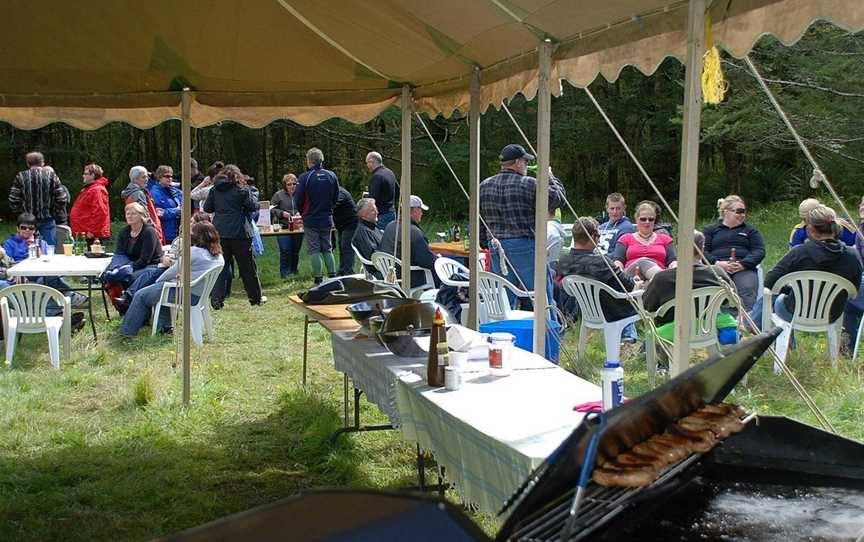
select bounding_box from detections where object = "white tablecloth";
[8,255,111,277]
[330,331,600,515]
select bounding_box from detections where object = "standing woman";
[613,200,677,281]
[702,195,765,311]
[271,173,303,278]
[204,165,265,308]
[71,163,111,243]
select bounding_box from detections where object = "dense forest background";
[0,22,861,222]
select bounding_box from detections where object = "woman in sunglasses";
[702,195,765,311]
[613,200,677,281]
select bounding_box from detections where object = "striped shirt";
[9,166,68,222]
[479,169,566,245]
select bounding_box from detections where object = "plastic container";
[601,360,624,412]
[488,332,515,376]
[445,366,461,390]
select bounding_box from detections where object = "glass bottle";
[426,308,446,387]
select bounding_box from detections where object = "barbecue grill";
[497,328,864,541]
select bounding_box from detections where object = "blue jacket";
[598,217,635,255]
[3,234,47,263]
[150,183,183,242]
[294,164,339,229]
[789,219,857,248]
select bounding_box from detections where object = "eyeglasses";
[638,217,656,223]
[161,174,174,178]
[731,208,747,215]
[18,225,36,231]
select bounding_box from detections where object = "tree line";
[0,22,860,223]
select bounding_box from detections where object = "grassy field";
[0,201,862,541]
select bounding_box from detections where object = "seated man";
[643,230,736,344]
[752,204,862,350]
[557,217,636,326]
[378,195,440,289]
[352,197,382,278]
[790,197,856,247]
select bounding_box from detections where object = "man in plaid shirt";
[9,151,68,245]
[480,144,566,328]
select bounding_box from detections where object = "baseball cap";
[409,195,429,210]
[499,144,534,162]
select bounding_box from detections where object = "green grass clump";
[0,202,862,541]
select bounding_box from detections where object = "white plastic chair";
[371,251,435,299]
[561,275,644,367]
[435,257,469,287]
[476,270,534,324]
[151,264,224,344]
[352,243,378,281]
[0,284,71,368]
[646,286,731,383]
[762,271,856,372]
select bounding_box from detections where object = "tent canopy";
[1,0,862,129]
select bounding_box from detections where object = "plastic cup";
[41,245,54,261]
[62,243,73,256]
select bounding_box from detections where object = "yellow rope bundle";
[702,14,729,105]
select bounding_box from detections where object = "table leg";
[302,315,309,387]
[343,374,350,427]
[330,385,393,443]
[100,283,111,321]
[86,278,97,341]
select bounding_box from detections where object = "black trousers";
[338,225,357,276]
[211,237,263,307]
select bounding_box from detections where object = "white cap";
[409,195,429,210]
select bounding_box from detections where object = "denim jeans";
[490,237,557,323]
[126,266,164,298]
[377,211,395,230]
[748,293,794,330]
[842,275,864,348]
[276,233,303,277]
[119,282,199,336]
[37,219,56,246]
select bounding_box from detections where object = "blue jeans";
[749,293,794,330]
[126,266,165,298]
[842,276,864,348]
[490,237,557,323]
[276,233,303,277]
[377,211,395,230]
[119,282,199,336]
[37,219,56,246]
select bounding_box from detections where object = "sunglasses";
[731,208,747,215]
[18,225,36,231]
[638,217,656,222]
[161,174,174,178]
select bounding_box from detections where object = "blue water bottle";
[601,360,624,412]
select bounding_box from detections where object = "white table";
[8,255,112,340]
[330,331,600,516]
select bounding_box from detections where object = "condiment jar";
[488,332,515,376]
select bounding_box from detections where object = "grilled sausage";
[593,465,658,487]
[604,451,666,469]
[632,438,689,464]
[669,426,716,452]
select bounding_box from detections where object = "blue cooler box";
[479,319,562,363]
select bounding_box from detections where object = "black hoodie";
[765,238,862,320]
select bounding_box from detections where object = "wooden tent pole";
[533,39,553,355]
[671,0,706,376]
[400,86,412,291]
[467,68,481,330]
[181,89,192,406]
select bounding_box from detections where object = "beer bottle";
[427,307,446,387]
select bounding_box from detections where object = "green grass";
[0,202,862,541]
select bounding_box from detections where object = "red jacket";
[70,177,112,239]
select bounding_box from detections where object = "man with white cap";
[379,195,440,289]
[480,143,566,319]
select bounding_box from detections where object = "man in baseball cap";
[478,143,566,329]
[379,194,440,290]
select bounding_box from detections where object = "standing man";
[122,166,165,244]
[333,186,358,276]
[150,165,183,243]
[294,147,339,285]
[365,151,397,229]
[479,144,566,318]
[598,193,635,255]
[9,151,68,246]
